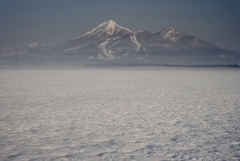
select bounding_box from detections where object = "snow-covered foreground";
[0,68,240,160]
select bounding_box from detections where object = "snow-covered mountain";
[72,20,132,40]
[156,28,220,50]
[61,20,132,54]
[1,20,240,65]
[0,43,51,56]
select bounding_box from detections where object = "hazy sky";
[0,0,240,51]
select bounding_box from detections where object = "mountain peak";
[27,42,38,49]
[105,19,117,25]
[97,20,119,35]
[99,20,117,27]
[160,28,181,35]
[156,28,189,42]
[72,20,132,41]
[97,20,133,35]
[2,20,240,65]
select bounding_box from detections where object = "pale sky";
[0,0,240,51]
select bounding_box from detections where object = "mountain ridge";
[1,20,240,66]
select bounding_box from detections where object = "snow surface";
[130,35,141,53]
[105,20,117,35]
[160,28,186,42]
[0,69,240,161]
[98,39,117,60]
[27,42,38,49]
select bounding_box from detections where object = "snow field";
[0,68,240,160]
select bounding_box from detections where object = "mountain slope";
[156,28,221,50]
[60,20,132,53]
[1,20,240,66]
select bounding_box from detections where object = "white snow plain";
[0,68,240,160]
